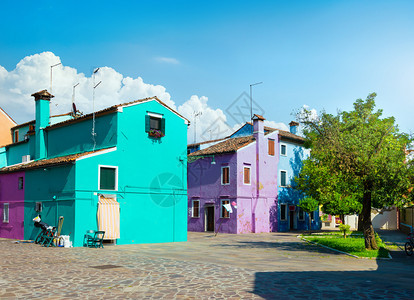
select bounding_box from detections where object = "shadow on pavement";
[252,256,414,299]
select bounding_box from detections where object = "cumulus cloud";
[155,57,180,65]
[178,95,233,144]
[0,52,176,123]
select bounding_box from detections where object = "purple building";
[187,115,279,233]
[0,171,25,239]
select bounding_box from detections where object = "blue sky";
[1,0,413,137]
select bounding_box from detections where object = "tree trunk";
[362,181,378,250]
[309,214,312,235]
[357,214,363,231]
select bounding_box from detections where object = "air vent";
[22,155,31,163]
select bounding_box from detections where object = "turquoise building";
[0,90,189,246]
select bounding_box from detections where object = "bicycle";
[405,232,414,256]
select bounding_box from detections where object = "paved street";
[1,231,413,299]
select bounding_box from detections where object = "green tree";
[296,93,414,249]
[298,197,319,234]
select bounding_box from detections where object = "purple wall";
[188,119,279,234]
[0,172,25,239]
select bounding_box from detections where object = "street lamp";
[250,82,263,119]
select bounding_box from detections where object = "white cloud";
[178,95,233,144]
[0,52,176,123]
[155,57,180,65]
[263,120,289,131]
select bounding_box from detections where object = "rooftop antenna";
[193,111,202,144]
[249,82,263,119]
[92,68,101,151]
[72,83,79,116]
[49,62,62,123]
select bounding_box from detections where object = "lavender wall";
[188,124,280,234]
[188,153,238,233]
[0,172,25,239]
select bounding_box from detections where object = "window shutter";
[160,118,165,135]
[145,115,150,132]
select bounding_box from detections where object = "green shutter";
[145,115,150,132]
[160,118,165,135]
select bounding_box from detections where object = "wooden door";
[205,206,215,232]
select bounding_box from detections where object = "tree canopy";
[295,93,414,249]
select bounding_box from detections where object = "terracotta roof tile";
[188,136,255,156]
[252,114,265,121]
[0,148,110,173]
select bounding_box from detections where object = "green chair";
[84,230,105,248]
[83,230,95,247]
[42,227,57,247]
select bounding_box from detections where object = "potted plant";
[148,129,165,138]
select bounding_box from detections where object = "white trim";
[98,165,119,191]
[280,143,287,156]
[192,199,200,218]
[243,166,251,185]
[280,203,287,221]
[220,199,230,218]
[147,112,163,118]
[3,203,9,223]
[221,166,230,185]
[121,98,189,123]
[117,107,123,113]
[0,107,16,125]
[76,147,117,161]
[280,170,288,187]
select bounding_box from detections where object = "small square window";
[221,200,230,218]
[268,139,275,156]
[280,144,287,156]
[150,117,161,130]
[280,170,287,187]
[192,200,200,218]
[18,177,24,190]
[280,204,287,221]
[221,167,230,185]
[99,166,118,190]
[243,166,251,185]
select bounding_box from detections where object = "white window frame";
[3,203,9,223]
[280,170,288,187]
[280,143,287,156]
[98,165,119,191]
[221,166,230,185]
[220,199,230,218]
[298,207,305,221]
[280,204,287,221]
[243,166,251,185]
[192,200,200,218]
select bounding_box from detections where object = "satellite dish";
[72,103,77,115]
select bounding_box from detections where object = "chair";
[84,230,105,248]
[41,227,57,247]
[83,230,95,247]
[91,231,105,248]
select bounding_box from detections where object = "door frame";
[204,204,215,232]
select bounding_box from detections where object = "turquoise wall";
[0,147,6,168]
[24,165,76,241]
[47,113,117,158]
[6,142,30,165]
[72,101,188,247]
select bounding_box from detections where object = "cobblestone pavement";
[1,232,414,299]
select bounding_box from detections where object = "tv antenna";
[92,68,101,151]
[193,111,202,144]
[49,62,62,122]
[72,83,79,116]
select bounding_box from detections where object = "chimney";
[289,121,299,135]
[32,90,53,159]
